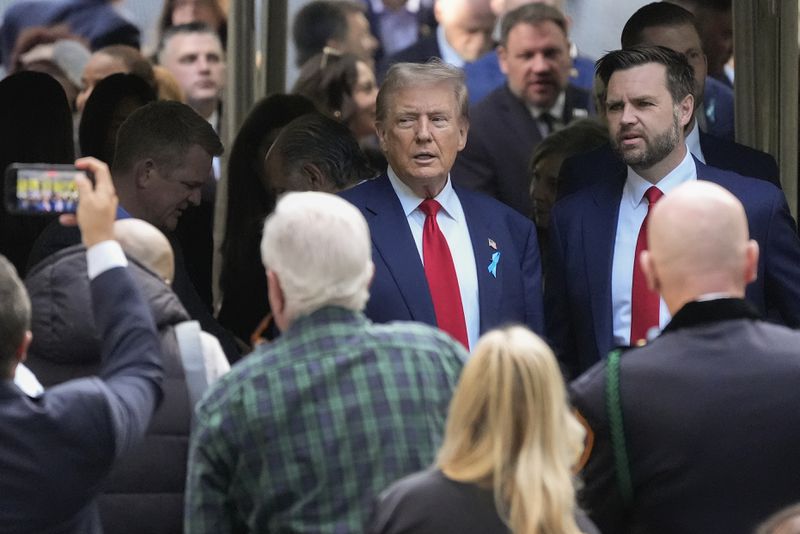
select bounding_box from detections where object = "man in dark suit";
[28,101,240,363]
[570,180,800,534]
[546,46,800,377]
[558,2,779,200]
[377,0,495,79]
[340,60,544,350]
[0,157,163,534]
[452,3,592,216]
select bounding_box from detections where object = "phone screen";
[9,167,84,214]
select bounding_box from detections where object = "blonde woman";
[369,326,598,534]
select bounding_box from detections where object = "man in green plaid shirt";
[185,192,467,533]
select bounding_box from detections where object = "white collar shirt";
[388,167,479,349]
[611,149,697,346]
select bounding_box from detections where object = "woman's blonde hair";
[437,326,586,534]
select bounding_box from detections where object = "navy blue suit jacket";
[546,158,800,377]
[558,131,781,200]
[340,174,544,338]
[453,83,593,216]
[0,266,162,533]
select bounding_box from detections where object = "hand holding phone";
[4,163,90,215]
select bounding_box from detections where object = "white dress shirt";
[388,168,479,349]
[528,91,565,138]
[611,149,696,345]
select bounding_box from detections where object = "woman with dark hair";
[78,73,157,164]
[0,71,74,276]
[292,50,385,170]
[293,50,379,141]
[217,93,316,347]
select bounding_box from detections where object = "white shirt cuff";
[86,240,128,280]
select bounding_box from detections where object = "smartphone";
[4,163,88,215]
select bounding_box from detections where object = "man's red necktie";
[630,186,663,345]
[419,199,469,348]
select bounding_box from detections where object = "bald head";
[641,181,759,313]
[114,219,175,285]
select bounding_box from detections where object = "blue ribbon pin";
[488,251,500,278]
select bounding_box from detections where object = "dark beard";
[612,113,681,170]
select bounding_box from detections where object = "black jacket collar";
[662,298,761,334]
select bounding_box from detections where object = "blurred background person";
[0,0,140,69]
[363,0,436,62]
[292,49,384,168]
[78,73,157,163]
[76,44,155,113]
[371,326,597,534]
[217,94,316,348]
[292,0,380,69]
[219,110,374,348]
[378,0,496,78]
[0,71,74,277]
[528,118,607,266]
[155,0,228,50]
[152,63,186,101]
[5,27,90,111]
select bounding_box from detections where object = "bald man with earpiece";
[571,181,800,534]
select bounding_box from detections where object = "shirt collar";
[436,25,465,67]
[528,90,565,120]
[685,120,705,163]
[387,166,462,223]
[624,148,696,209]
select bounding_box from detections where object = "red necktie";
[630,186,663,345]
[419,199,469,348]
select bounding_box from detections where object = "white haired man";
[184,192,466,533]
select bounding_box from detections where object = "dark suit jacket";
[0,265,162,533]
[339,174,544,338]
[570,298,800,534]
[546,158,800,377]
[558,131,781,200]
[377,33,441,82]
[452,84,593,216]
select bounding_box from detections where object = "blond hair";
[437,326,585,534]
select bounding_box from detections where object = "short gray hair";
[260,192,374,322]
[376,60,469,123]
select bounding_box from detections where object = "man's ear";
[266,269,288,332]
[303,162,330,192]
[375,121,387,153]
[5,331,31,379]
[744,239,760,284]
[497,45,509,75]
[16,331,31,365]
[134,159,156,189]
[640,250,660,293]
[678,93,694,128]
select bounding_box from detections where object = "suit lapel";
[363,176,437,324]
[457,188,500,333]
[499,85,543,149]
[585,170,625,355]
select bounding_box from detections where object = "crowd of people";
[2,0,800,533]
